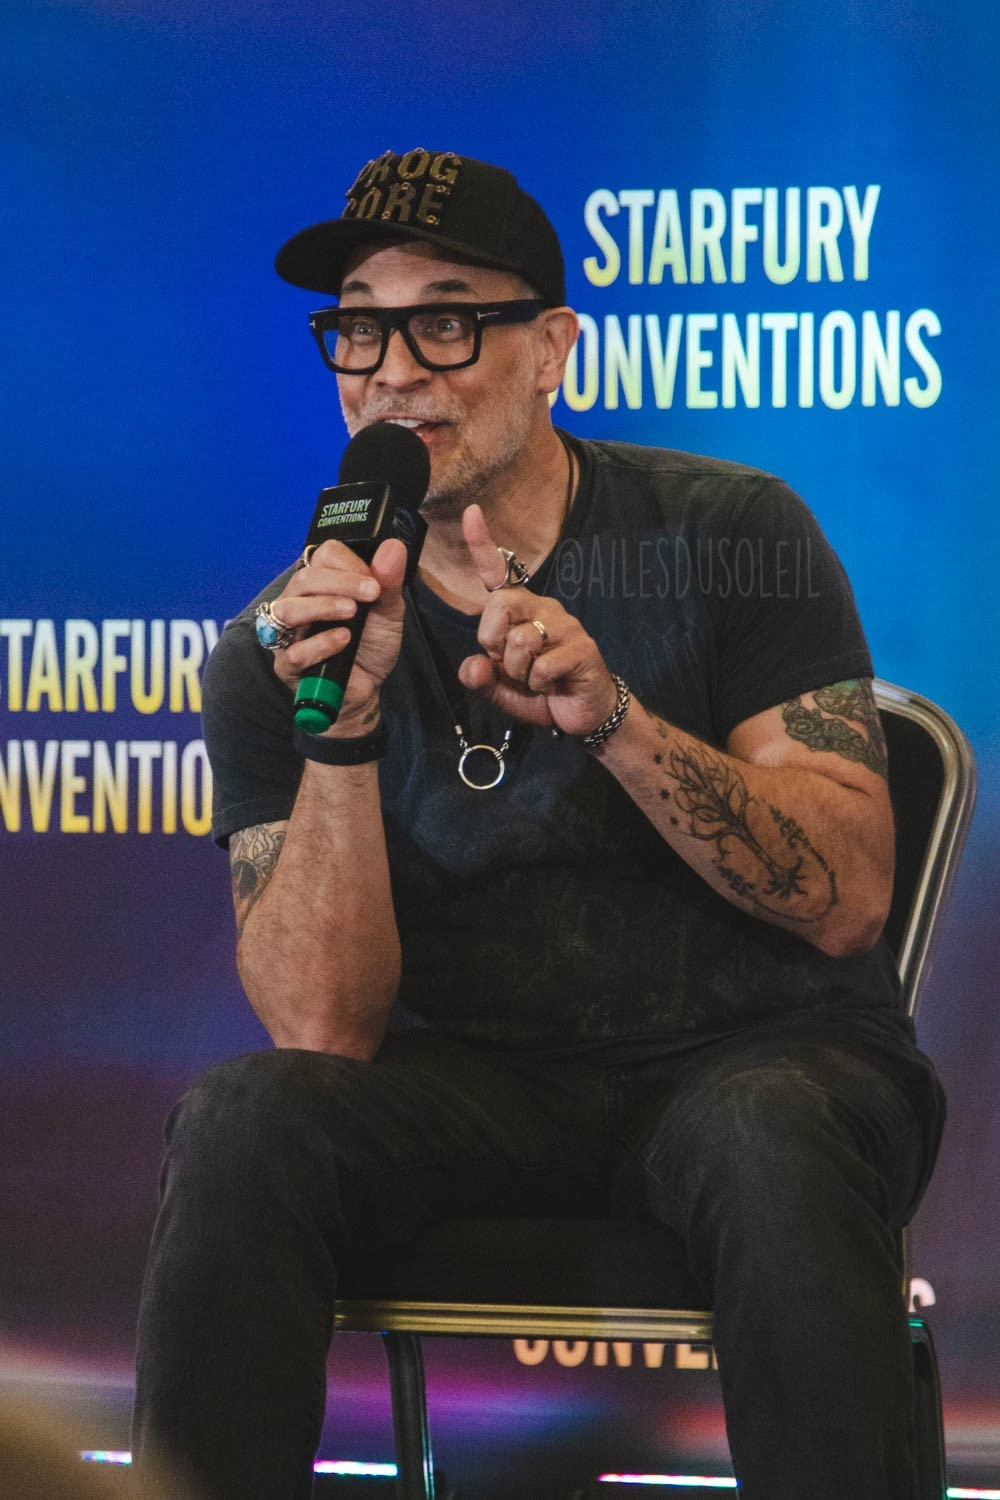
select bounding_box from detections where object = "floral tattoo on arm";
[230,824,287,938]
[780,678,888,779]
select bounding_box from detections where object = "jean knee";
[163,1049,360,1195]
[650,1063,849,1206]
[713,1065,832,1150]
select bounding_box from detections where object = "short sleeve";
[710,478,874,740]
[202,583,303,847]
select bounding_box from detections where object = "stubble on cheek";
[336,344,538,509]
[430,380,539,508]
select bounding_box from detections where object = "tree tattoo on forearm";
[780,679,888,779]
[651,719,838,925]
[230,823,287,937]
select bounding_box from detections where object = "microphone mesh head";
[338,422,431,508]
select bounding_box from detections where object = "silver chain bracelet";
[581,674,631,749]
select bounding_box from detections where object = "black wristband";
[293,721,388,765]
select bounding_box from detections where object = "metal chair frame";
[333,680,977,1500]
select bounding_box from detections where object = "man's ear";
[535,307,580,395]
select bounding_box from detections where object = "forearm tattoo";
[230,824,287,938]
[649,716,838,925]
[781,679,888,779]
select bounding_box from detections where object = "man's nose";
[375,328,432,385]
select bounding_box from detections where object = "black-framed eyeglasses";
[308,300,545,375]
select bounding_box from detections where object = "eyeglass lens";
[321,308,480,372]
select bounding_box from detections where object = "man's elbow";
[237,945,402,1059]
[813,886,892,959]
[269,1021,389,1061]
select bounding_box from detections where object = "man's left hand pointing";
[458,504,619,738]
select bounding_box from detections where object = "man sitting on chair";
[133,147,945,1500]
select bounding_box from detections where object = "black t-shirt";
[204,435,902,1059]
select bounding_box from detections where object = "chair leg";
[910,1318,947,1500]
[380,1331,436,1500]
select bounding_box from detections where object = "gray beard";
[339,345,539,520]
[420,431,530,518]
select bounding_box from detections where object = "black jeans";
[132,1014,944,1500]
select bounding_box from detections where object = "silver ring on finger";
[487,546,531,590]
[255,600,297,652]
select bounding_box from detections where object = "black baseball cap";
[274,148,566,307]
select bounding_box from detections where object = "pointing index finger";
[462,504,518,593]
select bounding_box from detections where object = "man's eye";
[340,316,381,342]
[414,313,471,342]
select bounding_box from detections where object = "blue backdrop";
[3,0,998,1491]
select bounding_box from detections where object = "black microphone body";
[293,423,430,733]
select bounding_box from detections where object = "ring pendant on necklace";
[456,726,514,790]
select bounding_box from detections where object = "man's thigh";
[172,1032,611,1252]
[333,1031,612,1241]
[612,1015,945,1235]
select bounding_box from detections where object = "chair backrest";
[873,679,977,1018]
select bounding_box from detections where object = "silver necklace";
[407,436,577,790]
[406,592,523,790]
[456,726,514,790]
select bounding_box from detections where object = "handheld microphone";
[293,422,430,733]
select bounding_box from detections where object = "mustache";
[353,398,463,427]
